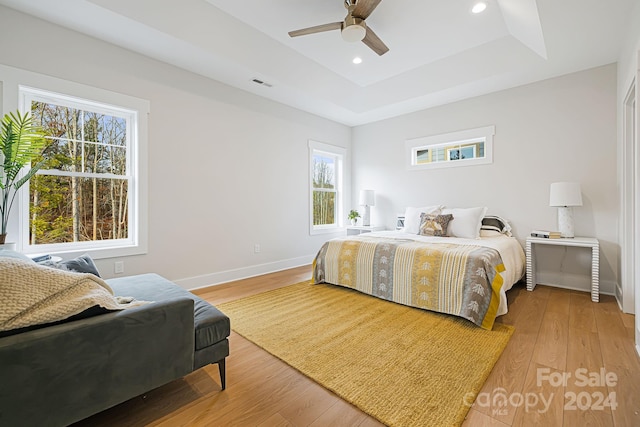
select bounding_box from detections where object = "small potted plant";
[0,111,48,248]
[348,209,360,226]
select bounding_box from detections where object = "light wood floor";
[74,266,640,427]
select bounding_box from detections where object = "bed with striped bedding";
[312,231,524,330]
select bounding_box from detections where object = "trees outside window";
[309,140,345,234]
[312,152,336,227]
[22,88,136,249]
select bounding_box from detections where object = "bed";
[311,211,525,330]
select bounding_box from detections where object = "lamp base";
[557,206,575,238]
[362,205,371,226]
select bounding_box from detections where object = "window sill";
[22,241,147,260]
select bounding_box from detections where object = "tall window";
[309,140,345,234]
[20,87,140,253]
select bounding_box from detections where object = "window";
[15,84,147,257]
[309,140,345,234]
[406,126,495,170]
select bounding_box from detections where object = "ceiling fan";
[288,0,389,56]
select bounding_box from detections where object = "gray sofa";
[0,271,230,427]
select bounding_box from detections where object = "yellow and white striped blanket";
[312,235,506,330]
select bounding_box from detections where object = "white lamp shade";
[359,190,375,206]
[549,182,583,207]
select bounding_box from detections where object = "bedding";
[312,230,525,330]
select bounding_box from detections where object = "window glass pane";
[313,190,335,226]
[32,101,82,141]
[29,176,129,244]
[28,95,131,247]
[416,149,430,164]
[313,154,335,189]
[36,138,78,172]
[83,111,127,146]
[84,142,127,175]
[416,141,484,164]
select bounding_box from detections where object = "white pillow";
[441,207,488,239]
[402,205,444,234]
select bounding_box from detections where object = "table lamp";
[549,182,582,238]
[359,190,376,226]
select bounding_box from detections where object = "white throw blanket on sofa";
[0,258,146,332]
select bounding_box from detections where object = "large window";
[309,140,345,234]
[16,84,147,257]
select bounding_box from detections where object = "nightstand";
[525,236,600,302]
[347,225,384,236]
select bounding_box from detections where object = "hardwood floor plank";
[356,415,386,427]
[308,399,369,427]
[474,331,537,425]
[564,327,614,426]
[569,291,598,333]
[594,296,628,338]
[532,310,569,371]
[257,412,295,427]
[462,408,510,426]
[546,288,572,315]
[277,382,341,426]
[512,363,565,427]
[509,288,548,334]
[606,364,640,427]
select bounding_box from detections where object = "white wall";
[0,6,351,287]
[352,64,619,294]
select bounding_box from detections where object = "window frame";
[309,140,345,235]
[406,125,495,170]
[0,64,149,259]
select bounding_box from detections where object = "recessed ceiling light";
[472,2,487,14]
[353,57,362,64]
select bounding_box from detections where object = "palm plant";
[0,111,47,244]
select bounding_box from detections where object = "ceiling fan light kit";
[288,0,389,56]
[342,21,366,42]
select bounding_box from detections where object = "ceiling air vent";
[252,78,273,88]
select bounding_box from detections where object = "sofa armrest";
[0,297,195,427]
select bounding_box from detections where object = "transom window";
[406,126,495,170]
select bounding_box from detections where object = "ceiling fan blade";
[352,0,382,20]
[362,26,389,56]
[288,22,342,38]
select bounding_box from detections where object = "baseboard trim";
[173,255,315,290]
[534,282,616,297]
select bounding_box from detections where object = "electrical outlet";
[254,244,261,253]
[114,261,124,274]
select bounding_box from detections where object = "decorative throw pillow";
[41,254,101,277]
[401,205,444,234]
[481,215,513,237]
[418,213,454,237]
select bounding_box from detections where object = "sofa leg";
[217,358,226,390]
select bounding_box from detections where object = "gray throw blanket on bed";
[0,258,148,332]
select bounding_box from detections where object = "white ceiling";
[0,0,635,126]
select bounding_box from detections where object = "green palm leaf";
[0,110,48,241]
